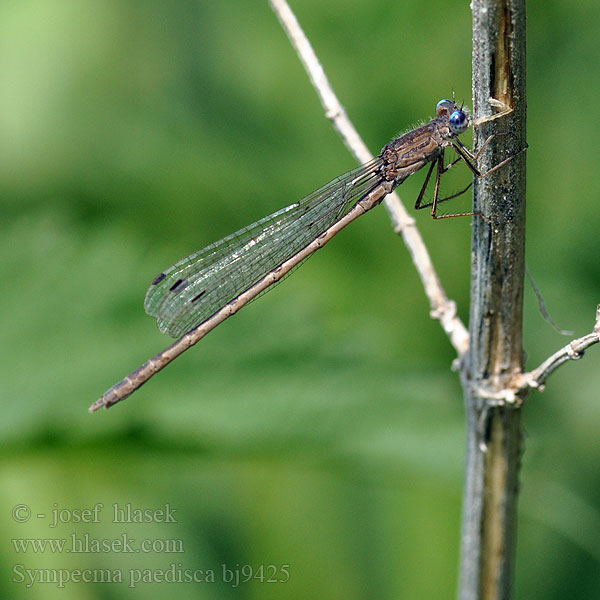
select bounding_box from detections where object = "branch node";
[507,308,600,398]
[325,107,343,120]
[430,300,457,322]
[471,384,522,408]
[392,214,416,232]
[567,343,583,359]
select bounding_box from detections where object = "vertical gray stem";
[459,1,527,599]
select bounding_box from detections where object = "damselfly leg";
[414,134,526,219]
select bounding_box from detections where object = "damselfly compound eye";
[436,99,453,115]
[449,110,468,135]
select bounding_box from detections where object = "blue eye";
[449,110,468,134]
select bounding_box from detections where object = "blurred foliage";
[1,0,599,598]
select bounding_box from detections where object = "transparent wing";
[144,158,384,337]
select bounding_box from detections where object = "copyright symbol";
[12,504,31,522]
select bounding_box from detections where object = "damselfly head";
[436,99,470,136]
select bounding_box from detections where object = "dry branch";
[269,0,470,357]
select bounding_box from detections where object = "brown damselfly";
[91,99,517,411]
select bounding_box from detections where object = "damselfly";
[91,99,516,412]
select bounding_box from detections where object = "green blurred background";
[1,0,599,598]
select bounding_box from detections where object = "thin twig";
[512,305,600,392]
[269,0,469,357]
